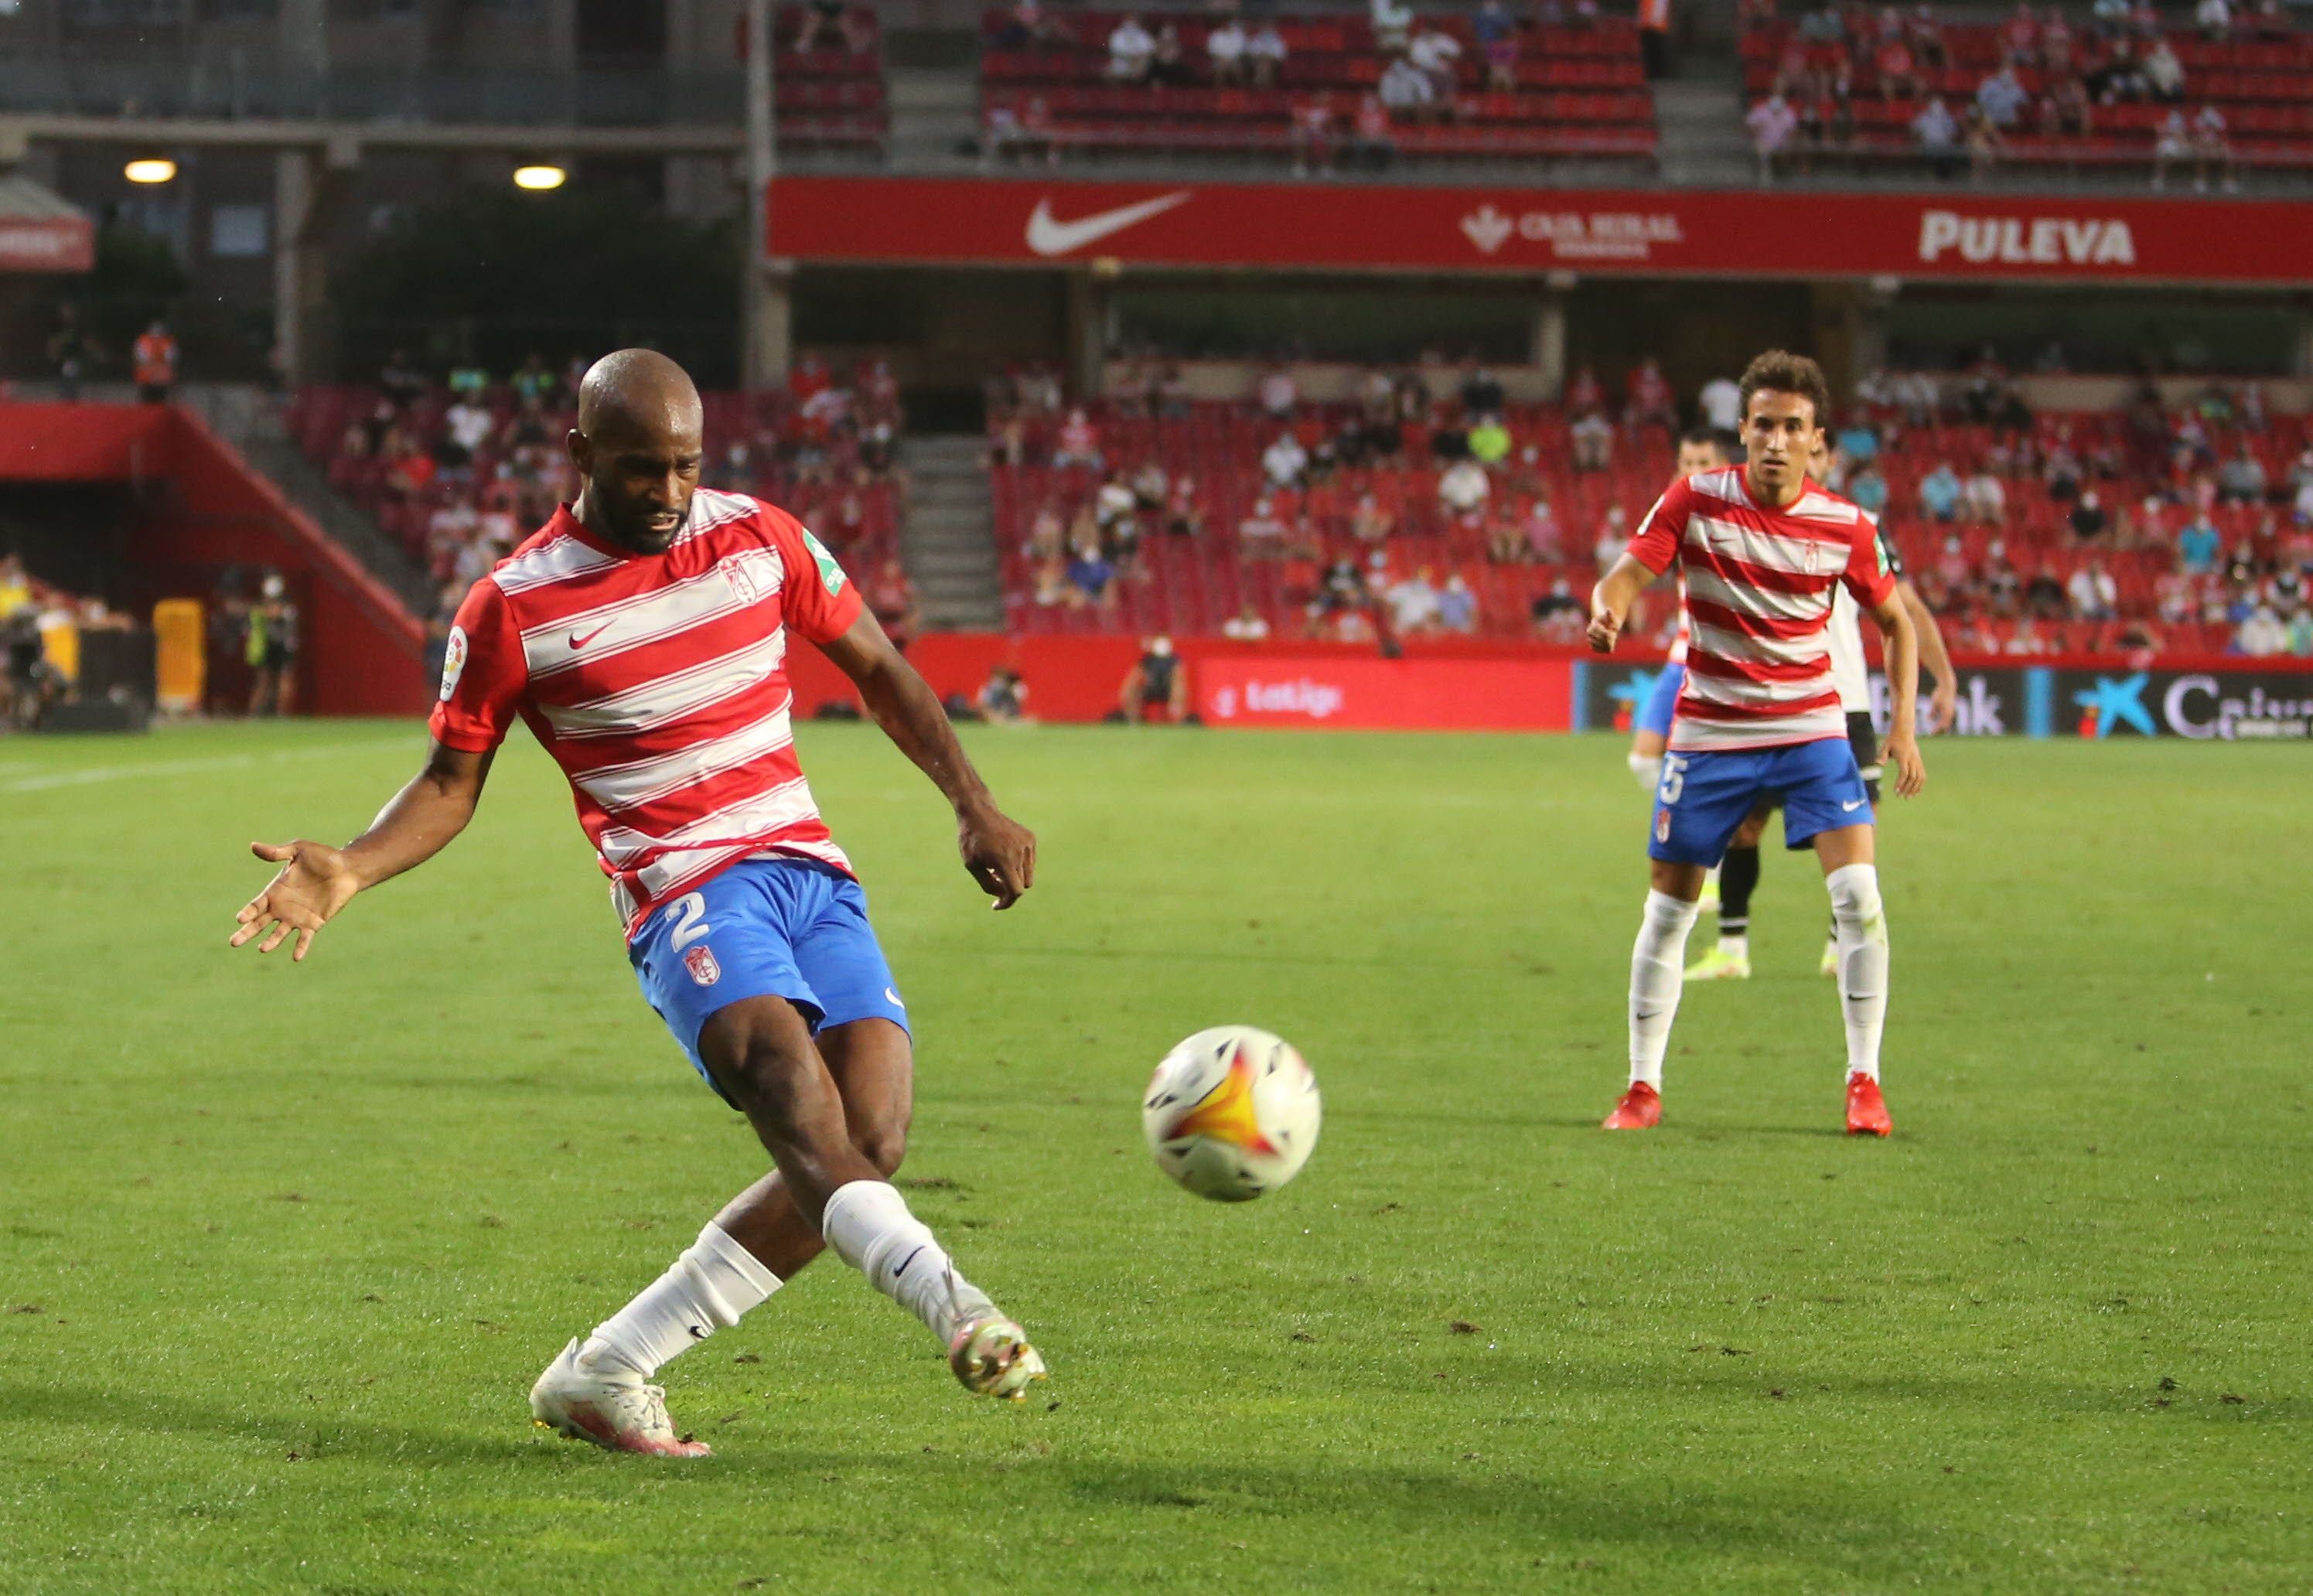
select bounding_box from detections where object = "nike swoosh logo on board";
[568,622,612,650]
[1025,191,1193,257]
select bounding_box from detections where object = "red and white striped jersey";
[1627,466,1895,752]
[430,487,864,938]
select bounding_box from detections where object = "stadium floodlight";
[513,164,568,191]
[123,158,178,185]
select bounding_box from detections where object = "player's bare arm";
[230,742,493,960]
[1871,595,1926,798]
[1897,578,1957,734]
[819,609,1036,910]
[1588,552,1656,653]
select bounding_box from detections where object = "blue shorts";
[1636,663,1684,738]
[629,857,909,1106]
[1647,737,1874,866]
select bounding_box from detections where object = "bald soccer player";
[231,350,1046,1455]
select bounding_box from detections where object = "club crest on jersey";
[725,560,762,605]
[1655,808,1672,844]
[682,944,722,987]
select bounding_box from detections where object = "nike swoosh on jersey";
[568,622,613,650]
[1025,191,1193,257]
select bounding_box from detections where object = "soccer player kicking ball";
[1586,351,1925,1137]
[229,350,1046,1456]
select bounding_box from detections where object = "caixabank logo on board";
[2060,671,2313,740]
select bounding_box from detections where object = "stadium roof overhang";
[0,172,94,274]
[0,113,742,161]
[767,173,2313,290]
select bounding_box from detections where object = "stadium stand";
[982,366,2313,660]
[1741,2,2313,182]
[980,7,1657,169]
[775,4,890,155]
[287,353,905,627]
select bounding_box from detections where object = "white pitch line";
[0,738,411,794]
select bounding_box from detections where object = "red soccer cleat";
[1844,1072,1892,1137]
[1602,1081,1662,1130]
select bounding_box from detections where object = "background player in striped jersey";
[1687,432,1956,982]
[230,350,1046,1455]
[1625,428,1737,798]
[1585,351,1925,1137]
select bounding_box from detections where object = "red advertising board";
[768,174,2313,285]
[0,218,94,274]
[1196,655,1573,732]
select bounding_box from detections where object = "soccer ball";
[1141,1025,1322,1202]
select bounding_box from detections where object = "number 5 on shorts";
[1657,755,1688,806]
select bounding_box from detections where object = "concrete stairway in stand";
[898,433,1004,630]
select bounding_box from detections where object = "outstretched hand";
[230,840,363,962]
[957,800,1036,911]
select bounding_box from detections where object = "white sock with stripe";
[1629,889,1701,1088]
[1826,863,1889,1080]
[578,1222,781,1380]
[821,1179,995,1345]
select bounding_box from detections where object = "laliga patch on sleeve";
[439,625,468,702]
[801,526,847,595]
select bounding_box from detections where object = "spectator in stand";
[1380,55,1435,120]
[865,559,921,653]
[1919,459,1963,522]
[439,393,494,479]
[1257,364,1298,420]
[1066,539,1116,610]
[1384,567,1443,636]
[1909,2,1949,66]
[1479,4,1521,90]
[2069,558,2118,620]
[1345,92,1396,171]
[1461,365,1507,416]
[1875,30,1921,100]
[1261,430,1308,489]
[1108,14,1156,81]
[2069,490,2111,542]
[1437,573,1479,635]
[1531,579,1585,643]
[1350,492,1397,544]
[2002,1,2041,62]
[1963,464,2007,527]
[1245,23,1288,88]
[1568,408,1614,476]
[1976,63,2028,128]
[1963,104,2005,179]
[1118,636,1188,721]
[2024,561,2067,619]
[1290,92,1336,175]
[2216,444,2267,505]
[1438,456,1490,517]
[1371,0,1414,53]
[1696,373,1742,433]
[1593,504,1630,569]
[1222,602,1272,643]
[1469,413,1512,467]
[2005,615,2055,655]
[992,1,1059,50]
[1237,495,1291,555]
[1207,16,1250,84]
[1849,461,1889,517]
[2144,37,2185,101]
[1408,22,1464,101]
[1748,92,1800,182]
[2235,605,2287,656]
[1625,358,1678,435]
[1052,408,1104,471]
[2195,0,2232,38]
[2191,104,2240,193]
[1148,24,1192,87]
[2178,513,2223,575]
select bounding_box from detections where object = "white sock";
[821,1179,996,1345]
[1826,863,1889,1080]
[1629,752,1663,794]
[1629,889,1701,1088]
[578,1222,781,1380]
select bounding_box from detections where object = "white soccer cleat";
[529,1338,711,1458]
[1685,946,1751,981]
[1819,939,1841,978]
[948,1315,1048,1401]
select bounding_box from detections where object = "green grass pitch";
[2,719,2306,1594]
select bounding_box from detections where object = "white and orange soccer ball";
[1141,1026,1322,1202]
